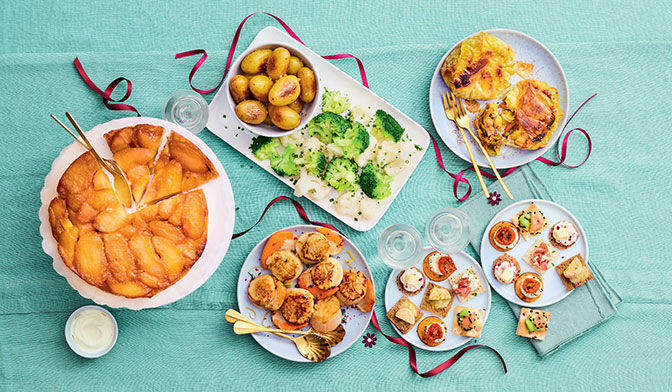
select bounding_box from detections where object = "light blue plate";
[429,29,569,169]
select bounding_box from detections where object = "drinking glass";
[377,224,424,270]
[162,90,209,134]
[425,207,472,254]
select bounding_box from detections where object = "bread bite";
[516,307,550,340]
[452,306,485,338]
[419,282,454,318]
[386,296,423,335]
[555,253,593,290]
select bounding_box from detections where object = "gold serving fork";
[50,112,133,207]
[442,91,489,197]
[444,90,514,200]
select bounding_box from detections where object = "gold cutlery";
[444,91,514,200]
[442,91,489,197]
[233,320,331,362]
[50,112,134,207]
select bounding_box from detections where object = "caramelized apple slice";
[92,169,112,190]
[74,232,108,286]
[182,191,207,240]
[102,233,136,282]
[76,202,98,224]
[129,234,166,281]
[169,140,209,173]
[157,194,181,219]
[94,205,129,233]
[149,220,186,244]
[152,236,185,281]
[107,279,151,298]
[57,153,97,195]
[144,160,183,203]
[86,189,117,210]
[48,197,79,268]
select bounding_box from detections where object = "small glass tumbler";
[425,208,472,254]
[162,90,209,134]
[377,224,424,270]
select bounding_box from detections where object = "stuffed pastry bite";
[295,232,331,264]
[452,306,485,338]
[247,274,286,310]
[522,238,559,275]
[555,253,593,290]
[512,202,548,241]
[514,272,543,303]
[449,267,486,303]
[422,251,456,282]
[474,102,505,155]
[548,220,579,249]
[440,32,516,100]
[516,308,550,340]
[489,221,519,252]
[492,254,520,284]
[396,267,426,296]
[420,282,454,318]
[386,296,423,335]
[417,316,447,346]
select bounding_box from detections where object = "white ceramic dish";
[65,305,118,358]
[480,199,588,307]
[39,117,235,310]
[225,40,321,137]
[236,224,374,362]
[208,26,430,232]
[384,247,491,351]
[429,29,570,169]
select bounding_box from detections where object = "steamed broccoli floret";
[250,136,280,160]
[307,112,351,144]
[270,143,300,177]
[371,109,405,143]
[295,149,327,176]
[359,163,392,200]
[324,157,358,192]
[333,121,370,159]
[321,89,350,114]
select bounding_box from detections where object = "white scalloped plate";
[39,117,235,310]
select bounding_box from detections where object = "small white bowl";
[226,41,321,138]
[65,305,118,358]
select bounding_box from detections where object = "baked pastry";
[549,220,579,249]
[488,221,519,252]
[522,238,559,275]
[422,251,456,282]
[516,308,550,340]
[386,296,423,335]
[419,282,454,318]
[514,272,543,303]
[396,267,426,296]
[440,32,516,100]
[248,274,286,310]
[417,316,447,346]
[474,102,505,155]
[449,267,486,303]
[492,254,520,284]
[452,306,484,338]
[501,79,563,150]
[144,132,218,203]
[512,202,548,241]
[555,254,593,290]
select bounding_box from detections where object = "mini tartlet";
[422,251,456,282]
[452,306,484,338]
[449,267,486,303]
[522,238,559,275]
[489,221,520,252]
[492,254,520,284]
[417,316,447,346]
[514,272,543,303]
[386,296,423,335]
[420,283,454,318]
[396,267,426,296]
[512,202,548,241]
[516,308,550,340]
[555,253,593,290]
[548,220,579,249]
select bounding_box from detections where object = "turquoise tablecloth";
[1,1,671,390]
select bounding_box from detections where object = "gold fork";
[442,91,489,197]
[444,91,514,200]
[50,112,134,207]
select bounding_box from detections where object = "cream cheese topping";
[428,253,446,276]
[71,309,115,353]
[494,261,516,283]
[401,268,424,292]
[552,221,578,246]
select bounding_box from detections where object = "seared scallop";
[311,296,342,333]
[337,270,367,305]
[266,250,302,283]
[281,288,315,325]
[295,232,331,264]
[311,258,344,290]
[247,274,286,310]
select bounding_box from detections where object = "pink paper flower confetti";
[487,191,502,206]
[362,332,377,348]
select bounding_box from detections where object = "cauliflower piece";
[350,104,374,125]
[301,136,325,153]
[334,191,361,218]
[355,134,377,167]
[359,195,382,220]
[294,169,331,201]
[279,129,306,147]
[376,140,410,176]
[325,143,344,159]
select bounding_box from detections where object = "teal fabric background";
[1,0,671,390]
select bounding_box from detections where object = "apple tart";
[48,125,217,298]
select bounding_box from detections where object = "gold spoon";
[233,321,331,362]
[225,309,346,345]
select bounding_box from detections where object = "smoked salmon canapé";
[514,272,543,303]
[422,251,456,282]
[516,307,550,340]
[489,221,520,252]
[452,306,485,338]
[522,238,559,275]
[417,316,447,346]
[512,202,548,241]
[448,267,486,303]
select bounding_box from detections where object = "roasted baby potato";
[241,49,272,74]
[268,104,301,130]
[287,99,304,114]
[287,56,303,75]
[248,74,273,102]
[268,75,301,106]
[266,47,291,80]
[229,75,250,104]
[235,100,268,124]
[297,67,316,103]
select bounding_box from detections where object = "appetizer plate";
[236,224,374,362]
[207,26,430,232]
[39,117,235,310]
[384,248,491,351]
[480,199,588,307]
[429,29,570,169]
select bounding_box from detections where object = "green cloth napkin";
[459,165,622,358]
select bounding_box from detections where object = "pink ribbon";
[175,12,369,93]
[73,57,140,116]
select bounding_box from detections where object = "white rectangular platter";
[206,26,429,231]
